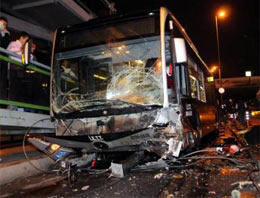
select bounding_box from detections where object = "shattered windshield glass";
[53,36,163,114]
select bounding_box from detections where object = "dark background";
[110,0,259,78]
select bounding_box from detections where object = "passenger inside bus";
[60,59,79,94]
[61,59,77,80]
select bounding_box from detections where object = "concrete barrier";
[0,157,54,186]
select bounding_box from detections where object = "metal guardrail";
[0,47,50,111]
[0,47,76,111]
[0,99,49,111]
[0,47,54,134]
[0,54,50,76]
[0,47,50,71]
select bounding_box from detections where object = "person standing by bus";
[30,42,37,61]
[7,31,29,62]
[0,17,10,48]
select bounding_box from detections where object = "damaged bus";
[30,7,217,161]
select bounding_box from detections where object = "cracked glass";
[52,36,163,114]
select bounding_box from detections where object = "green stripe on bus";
[0,54,50,76]
[0,99,49,111]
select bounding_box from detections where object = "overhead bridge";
[0,109,55,135]
[215,76,260,89]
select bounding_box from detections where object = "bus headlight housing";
[47,143,61,154]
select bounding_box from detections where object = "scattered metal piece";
[208,191,216,195]
[154,173,164,179]
[81,185,90,191]
[231,181,253,189]
[231,189,241,198]
[172,174,184,179]
[133,158,168,171]
[21,175,66,191]
[111,151,144,177]
[167,138,182,157]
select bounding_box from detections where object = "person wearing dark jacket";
[0,17,10,102]
[0,17,10,48]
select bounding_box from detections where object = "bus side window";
[189,73,199,99]
[199,80,206,102]
[179,64,190,96]
[167,64,175,99]
[187,65,207,102]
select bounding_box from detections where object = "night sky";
[112,0,259,78]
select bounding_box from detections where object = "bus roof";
[57,9,160,33]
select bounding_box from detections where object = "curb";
[0,157,54,186]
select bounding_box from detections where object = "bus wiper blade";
[91,99,154,109]
[58,99,159,116]
[58,103,111,116]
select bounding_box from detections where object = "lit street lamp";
[209,65,219,74]
[245,71,252,77]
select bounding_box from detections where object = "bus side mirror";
[22,41,31,66]
[174,38,187,63]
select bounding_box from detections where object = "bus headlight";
[47,143,60,154]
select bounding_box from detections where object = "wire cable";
[168,159,207,168]
[23,118,55,173]
[177,156,247,166]
[178,149,217,160]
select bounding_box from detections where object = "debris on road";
[154,173,164,179]
[81,185,89,191]
[1,123,259,197]
[111,151,144,178]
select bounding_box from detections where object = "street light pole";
[215,15,222,80]
[215,10,227,108]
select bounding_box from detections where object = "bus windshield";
[52,36,163,114]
